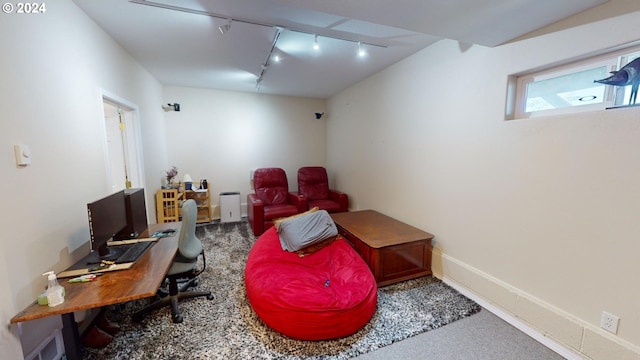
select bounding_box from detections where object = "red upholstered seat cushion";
[263,204,299,221]
[308,199,341,213]
[245,227,377,340]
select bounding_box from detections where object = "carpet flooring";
[83,221,480,359]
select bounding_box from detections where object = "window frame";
[509,45,640,120]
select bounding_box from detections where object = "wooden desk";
[11,223,179,360]
[331,210,434,287]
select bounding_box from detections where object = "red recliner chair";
[297,166,348,213]
[248,168,307,236]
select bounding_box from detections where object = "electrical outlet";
[600,311,619,334]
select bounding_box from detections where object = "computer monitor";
[87,190,127,261]
[114,188,148,240]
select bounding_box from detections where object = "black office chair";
[132,199,214,323]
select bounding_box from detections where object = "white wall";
[0,1,167,358]
[162,86,327,219]
[4,1,639,359]
[327,6,640,360]
[0,2,326,356]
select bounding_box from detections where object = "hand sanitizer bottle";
[42,271,65,307]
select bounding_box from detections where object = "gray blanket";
[277,210,338,252]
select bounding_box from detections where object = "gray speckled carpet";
[83,221,480,360]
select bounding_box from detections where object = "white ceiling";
[73,0,609,99]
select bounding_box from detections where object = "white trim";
[441,276,587,360]
[96,90,113,193]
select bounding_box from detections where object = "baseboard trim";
[440,276,586,360]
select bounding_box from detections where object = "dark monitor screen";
[87,190,127,260]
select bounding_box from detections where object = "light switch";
[14,144,31,165]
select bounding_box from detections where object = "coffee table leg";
[61,312,82,360]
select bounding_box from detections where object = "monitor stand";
[86,243,121,264]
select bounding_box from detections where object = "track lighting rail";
[128,0,387,49]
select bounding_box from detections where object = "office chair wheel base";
[207,294,214,300]
[172,315,183,323]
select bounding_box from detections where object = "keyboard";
[116,241,154,263]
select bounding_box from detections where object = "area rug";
[84,221,481,360]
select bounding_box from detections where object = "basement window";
[509,47,640,120]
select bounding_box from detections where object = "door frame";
[98,89,146,193]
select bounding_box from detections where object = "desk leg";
[61,312,82,360]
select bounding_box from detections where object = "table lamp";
[183,174,193,190]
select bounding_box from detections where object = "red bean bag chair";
[245,226,377,340]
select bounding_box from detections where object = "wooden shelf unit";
[156,189,182,223]
[155,180,212,224]
[182,182,212,224]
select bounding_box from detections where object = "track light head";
[218,19,232,34]
[313,34,319,50]
[357,42,366,57]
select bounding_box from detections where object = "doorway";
[100,91,145,193]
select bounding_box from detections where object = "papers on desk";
[151,229,177,238]
[57,236,164,278]
[57,263,133,278]
[107,237,158,246]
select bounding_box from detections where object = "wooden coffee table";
[331,210,434,287]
